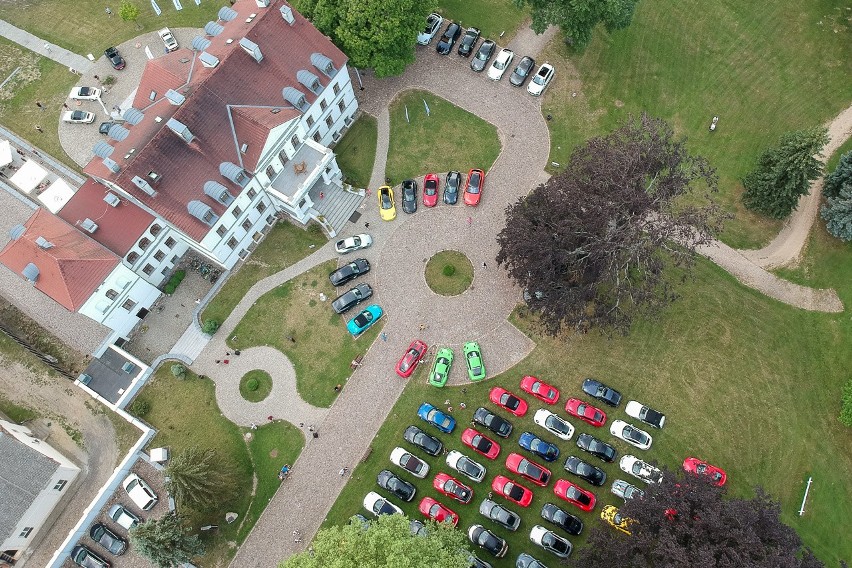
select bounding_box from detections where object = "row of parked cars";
[378,168,486,221]
[417,13,555,96]
[394,339,486,384]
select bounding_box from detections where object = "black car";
[458,27,480,57]
[582,378,622,407]
[509,56,535,87]
[89,522,127,555]
[564,455,607,486]
[104,47,125,70]
[70,545,110,568]
[410,519,428,537]
[403,425,443,456]
[444,170,461,204]
[540,502,583,535]
[401,179,417,214]
[471,39,495,72]
[329,258,370,286]
[331,283,373,314]
[517,553,548,568]
[473,407,513,438]
[479,498,521,531]
[576,433,617,463]
[377,469,416,502]
[468,525,508,558]
[436,22,462,55]
[467,554,493,568]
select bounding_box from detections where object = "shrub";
[442,264,456,277]
[202,319,220,335]
[171,363,187,379]
[246,378,259,392]
[840,379,852,427]
[128,399,150,417]
[102,75,117,86]
[174,270,186,282]
[164,284,176,295]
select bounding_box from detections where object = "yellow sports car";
[378,185,396,221]
[601,505,633,535]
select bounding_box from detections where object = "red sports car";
[492,475,534,507]
[419,497,459,526]
[520,375,560,405]
[423,173,439,207]
[505,452,551,487]
[565,398,607,427]
[462,428,501,460]
[489,387,528,417]
[553,479,596,512]
[433,472,474,503]
[395,339,428,378]
[463,168,485,206]
[683,457,727,486]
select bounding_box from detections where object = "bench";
[350,354,364,370]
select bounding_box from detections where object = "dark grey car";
[403,425,443,456]
[376,469,416,502]
[458,27,480,57]
[71,545,110,568]
[89,522,127,555]
[444,170,461,204]
[509,56,535,87]
[402,179,418,214]
[479,498,521,531]
[331,283,373,314]
[541,502,584,535]
[436,22,462,55]
[473,407,512,438]
[471,40,495,72]
[329,258,370,286]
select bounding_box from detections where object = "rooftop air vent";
[204,21,224,36]
[104,193,121,207]
[102,158,120,173]
[8,224,25,240]
[187,200,219,226]
[219,162,249,187]
[165,89,186,105]
[79,218,98,233]
[35,237,53,249]
[204,180,234,205]
[123,107,144,125]
[297,70,322,94]
[280,5,295,25]
[93,140,114,158]
[191,36,212,51]
[132,175,158,196]
[147,171,163,185]
[199,51,220,68]
[256,0,270,7]
[22,263,39,283]
[108,124,130,142]
[239,38,263,63]
[311,53,336,78]
[218,6,238,21]
[282,87,309,112]
[166,118,194,143]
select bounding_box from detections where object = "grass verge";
[239,370,273,403]
[425,250,474,296]
[0,394,39,423]
[436,0,527,44]
[334,114,378,188]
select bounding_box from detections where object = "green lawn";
[201,222,326,326]
[539,0,852,249]
[826,137,852,172]
[436,0,527,44]
[334,114,378,188]
[0,393,39,423]
[228,260,381,408]
[425,250,474,296]
[239,369,273,403]
[385,90,501,184]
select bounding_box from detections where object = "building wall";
[79,264,161,339]
[122,222,191,286]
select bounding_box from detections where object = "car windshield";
[468,173,481,192]
[354,312,372,327]
[473,435,491,451]
[506,484,524,500]
[404,188,415,200]
[533,73,547,85]
[546,416,569,434]
[477,44,492,60]
[516,64,530,77]
[381,192,392,208]
[460,458,480,477]
[425,180,437,193]
[519,460,542,478]
[501,394,519,409]
[495,58,507,70]
[569,487,591,505]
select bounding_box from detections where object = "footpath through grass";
[334,114,378,188]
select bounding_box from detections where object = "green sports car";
[429,348,454,387]
[464,341,486,382]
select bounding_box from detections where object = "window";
[256,201,267,214]
[161,266,169,275]
[278,150,289,165]
[333,83,340,96]
[266,214,276,225]
[227,237,238,249]
[126,251,139,264]
[290,134,300,148]
[298,198,307,208]
[122,299,137,310]
[242,219,252,231]
[239,249,249,259]
[311,132,320,142]
[307,115,315,127]
[265,165,276,179]
[105,289,118,300]
[232,205,243,218]
[325,116,334,128]
[54,479,68,491]
[138,237,151,250]
[171,255,179,264]
[154,250,165,262]
[216,225,227,237]
[142,264,154,275]
[19,527,33,538]
[338,99,346,113]
[320,99,328,111]
[247,187,257,199]
[202,210,215,224]
[150,223,162,236]
[165,237,176,249]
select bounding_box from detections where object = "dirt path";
[740,104,852,269]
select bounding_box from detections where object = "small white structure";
[38,178,76,213]
[9,160,48,194]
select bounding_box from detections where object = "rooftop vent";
[311,53,336,78]
[22,263,39,283]
[123,107,144,125]
[147,171,163,185]
[191,35,212,51]
[204,180,234,205]
[256,0,270,7]
[297,70,322,95]
[166,118,194,143]
[8,224,25,240]
[240,143,248,154]
[204,21,225,36]
[280,5,295,25]
[132,175,158,197]
[187,200,219,226]
[93,140,114,158]
[219,162,249,187]
[239,38,263,63]
[218,6,238,21]
[104,193,121,207]
[165,89,186,105]
[108,124,130,142]
[102,158,120,173]
[282,87,308,112]
[199,51,220,68]
[79,218,98,233]
[35,236,53,249]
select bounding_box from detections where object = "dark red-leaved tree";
[496,114,726,336]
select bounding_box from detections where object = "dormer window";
[138,238,151,250]
[297,70,322,95]
[310,53,337,78]
[205,180,235,205]
[282,87,309,112]
[188,200,219,226]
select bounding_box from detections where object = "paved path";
[0,20,93,72]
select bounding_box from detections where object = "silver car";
[417,13,444,45]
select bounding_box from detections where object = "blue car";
[519,431,560,462]
[417,402,456,434]
[346,304,383,336]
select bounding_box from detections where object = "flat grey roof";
[80,346,142,404]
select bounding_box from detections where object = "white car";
[527,63,554,96]
[390,447,429,478]
[417,13,444,45]
[107,504,141,530]
[363,491,403,516]
[158,27,179,52]
[487,48,514,81]
[62,110,96,124]
[529,524,573,558]
[446,449,486,482]
[610,419,652,450]
[533,408,574,440]
[69,86,101,100]
[619,455,663,484]
[625,400,666,428]
[122,473,158,510]
[610,479,644,501]
[335,233,373,254]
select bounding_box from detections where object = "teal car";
[429,348,454,387]
[346,304,383,336]
[463,341,486,381]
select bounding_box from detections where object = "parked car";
[471,39,496,72]
[519,431,560,462]
[158,27,179,52]
[329,258,370,286]
[401,179,418,214]
[464,341,486,381]
[468,554,493,568]
[433,472,473,503]
[419,497,459,526]
[625,400,666,428]
[611,479,645,501]
[390,446,429,478]
[378,185,396,221]
[429,347,454,387]
[403,425,443,456]
[396,340,428,378]
[107,504,140,530]
[423,173,439,207]
[463,168,485,206]
[444,170,461,204]
[575,433,617,462]
[89,523,127,555]
[473,406,512,438]
[104,47,125,70]
[446,449,486,482]
[410,519,427,537]
[564,398,607,427]
[553,479,596,511]
[458,27,480,57]
[462,427,501,459]
[377,469,416,501]
[527,63,555,96]
[529,525,573,559]
[69,86,101,100]
[509,56,535,87]
[71,545,110,568]
[331,283,373,314]
[601,505,633,535]
[62,110,96,124]
[506,452,551,486]
[533,409,574,441]
[487,48,514,81]
[122,473,157,510]
[335,233,372,254]
[517,552,549,568]
[683,457,727,486]
[488,387,528,416]
[346,304,383,336]
[540,502,583,535]
[610,420,652,450]
[436,22,462,55]
[564,455,607,486]
[417,402,456,433]
[492,475,534,507]
[582,378,622,407]
[619,455,663,484]
[479,498,521,531]
[520,375,560,404]
[417,13,444,45]
[363,491,403,516]
[468,524,509,558]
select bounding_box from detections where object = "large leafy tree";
[514,0,640,51]
[742,127,829,219]
[821,182,852,241]
[823,150,852,200]
[130,513,204,568]
[280,514,470,568]
[571,470,824,568]
[164,446,235,511]
[496,114,724,336]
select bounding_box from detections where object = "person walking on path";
[380,332,388,342]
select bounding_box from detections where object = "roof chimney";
[132,175,158,196]
[166,118,194,143]
[280,5,295,25]
[256,0,270,6]
[35,236,54,249]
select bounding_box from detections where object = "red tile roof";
[57,179,154,257]
[0,209,119,311]
[83,0,347,242]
